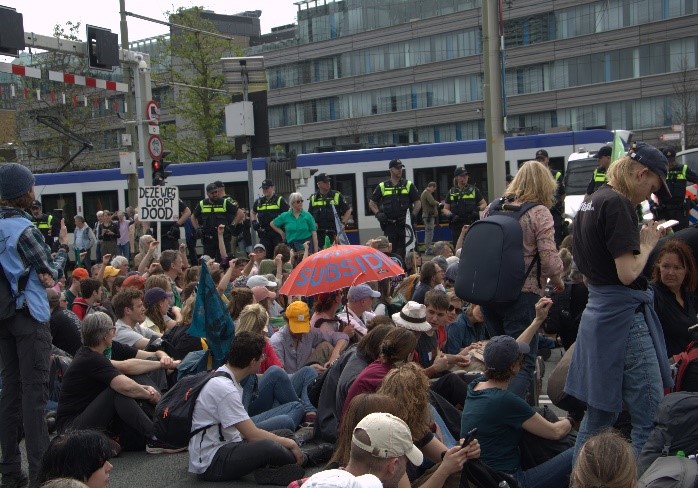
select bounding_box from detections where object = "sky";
[1,0,298,43]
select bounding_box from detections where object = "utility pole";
[483,0,507,201]
[120,0,140,204]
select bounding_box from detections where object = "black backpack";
[638,392,698,475]
[456,199,541,307]
[152,370,231,448]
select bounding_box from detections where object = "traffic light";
[151,159,171,186]
[86,26,119,71]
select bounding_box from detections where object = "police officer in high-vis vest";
[252,179,289,258]
[191,180,244,261]
[654,146,698,230]
[586,145,613,196]
[442,166,487,246]
[309,172,351,247]
[535,149,566,246]
[30,200,53,248]
[369,159,421,261]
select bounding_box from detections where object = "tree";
[155,7,241,162]
[671,55,698,149]
[14,21,121,172]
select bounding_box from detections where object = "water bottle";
[677,450,686,457]
[498,482,510,488]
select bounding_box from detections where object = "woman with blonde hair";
[134,234,158,273]
[162,292,203,360]
[480,160,564,400]
[566,144,673,457]
[571,430,636,488]
[270,191,319,254]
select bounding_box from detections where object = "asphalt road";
[7,347,566,487]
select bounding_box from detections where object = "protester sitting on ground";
[121,273,145,291]
[65,268,89,309]
[134,235,158,273]
[189,331,305,484]
[228,286,254,327]
[461,297,574,488]
[158,249,184,308]
[100,265,120,300]
[445,290,464,328]
[432,241,454,258]
[444,302,489,356]
[110,276,125,297]
[183,265,200,287]
[270,300,349,374]
[141,287,177,334]
[341,326,417,420]
[411,262,445,305]
[38,430,114,488]
[571,430,636,488]
[378,363,480,483]
[71,278,107,322]
[110,256,129,277]
[55,313,182,454]
[316,324,395,443]
[304,412,424,488]
[112,288,162,349]
[337,284,380,338]
[310,291,343,330]
[48,288,83,357]
[650,238,698,357]
[404,250,422,276]
[162,292,204,361]
[252,286,277,318]
[371,279,393,317]
[236,303,315,430]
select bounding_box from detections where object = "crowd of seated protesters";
[43,214,669,488]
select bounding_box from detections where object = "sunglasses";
[294,199,304,203]
[448,305,462,313]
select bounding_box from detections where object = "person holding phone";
[461,298,575,488]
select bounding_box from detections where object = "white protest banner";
[138,186,179,222]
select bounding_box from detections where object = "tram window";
[315,173,357,229]
[178,184,205,217]
[83,190,119,227]
[363,171,386,216]
[41,193,76,232]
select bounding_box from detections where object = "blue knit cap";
[0,163,35,200]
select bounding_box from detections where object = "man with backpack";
[188,331,305,484]
[71,278,106,322]
[0,163,70,488]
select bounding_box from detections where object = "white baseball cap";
[353,412,423,466]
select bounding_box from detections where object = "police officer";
[442,167,487,246]
[654,146,698,230]
[586,145,613,196]
[251,179,289,259]
[161,199,191,251]
[369,159,421,261]
[308,172,351,247]
[191,180,244,261]
[30,200,53,248]
[535,149,566,245]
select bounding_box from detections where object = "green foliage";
[155,7,241,162]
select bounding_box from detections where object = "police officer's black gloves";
[375,212,388,224]
[252,221,261,231]
[193,228,203,240]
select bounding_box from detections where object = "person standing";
[73,215,96,271]
[252,179,289,259]
[442,167,487,247]
[535,149,566,246]
[308,173,351,247]
[271,193,319,254]
[585,145,613,196]
[369,159,421,261]
[420,182,440,254]
[0,163,70,487]
[653,146,698,231]
[99,211,120,259]
[115,211,132,263]
[192,181,244,261]
[94,210,104,264]
[161,199,191,252]
[29,200,53,248]
[565,143,674,458]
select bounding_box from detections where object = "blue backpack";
[455,198,542,307]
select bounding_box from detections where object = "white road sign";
[138,186,179,222]
[660,133,681,141]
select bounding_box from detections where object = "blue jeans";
[482,292,540,399]
[249,366,317,416]
[117,243,130,262]
[574,313,663,458]
[429,405,457,448]
[251,401,304,432]
[513,447,573,488]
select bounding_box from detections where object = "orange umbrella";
[278,244,405,297]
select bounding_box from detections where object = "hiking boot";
[301,442,335,467]
[254,464,305,486]
[294,425,315,445]
[146,439,187,454]
[1,472,28,488]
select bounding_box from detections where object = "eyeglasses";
[448,305,462,313]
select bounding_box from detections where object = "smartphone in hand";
[461,427,478,449]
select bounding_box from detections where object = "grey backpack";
[638,457,698,488]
